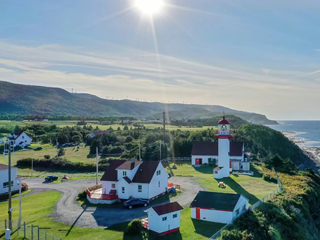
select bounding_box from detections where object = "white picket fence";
[209,169,282,239]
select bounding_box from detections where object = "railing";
[0,220,62,240]
[209,169,282,239]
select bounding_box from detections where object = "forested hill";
[0,80,277,125]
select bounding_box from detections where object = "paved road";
[23,177,205,228]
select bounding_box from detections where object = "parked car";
[45,175,58,182]
[34,147,43,151]
[124,198,149,209]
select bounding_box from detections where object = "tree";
[58,147,65,156]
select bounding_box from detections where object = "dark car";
[45,175,58,182]
[124,198,149,209]
[34,147,43,151]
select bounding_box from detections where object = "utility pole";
[138,137,141,161]
[163,111,166,135]
[56,138,59,158]
[31,154,33,177]
[18,177,22,228]
[159,140,162,161]
[8,141,12,230]
[96,147,99,185]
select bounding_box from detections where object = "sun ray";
[164,3,216,16]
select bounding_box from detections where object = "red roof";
[132,161,160,183]
[116,161,142,170]
[9,131,29,140]
[218,116,229,125]
[152,202,183,216]
[100,160,127,181]
[229,142,244,156]
[0,164,16,170]
[191,142,218,156]
[123,176,132,183]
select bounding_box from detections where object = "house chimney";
[131,157,135,163]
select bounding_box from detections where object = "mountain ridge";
[0,80,277,124]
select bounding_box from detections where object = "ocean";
[267,121,320,147]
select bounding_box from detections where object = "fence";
[209,169,282,239]
[0,220,62,240]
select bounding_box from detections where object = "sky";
[0,0,320,120]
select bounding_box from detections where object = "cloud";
[0,40,320,119]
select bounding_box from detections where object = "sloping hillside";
[0,81,277,124]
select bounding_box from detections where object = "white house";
[145,201,183,235]
[100,159,168,201]
[191,116,250,178]
[89,131,109,138]
[190,191,249,224]
[8,132,32,148]
[0,164,20,195]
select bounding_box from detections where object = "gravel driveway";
[22,176,205,228]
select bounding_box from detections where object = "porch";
[86,185,119,204]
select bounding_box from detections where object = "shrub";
[21,182,29,191]
[16,158,109,172]
[263,174,277,183]
[78,190,86,199]
[58,147,65,156]
[125,219,142,235]
[44,155,50,160]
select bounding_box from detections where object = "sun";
[135,0,164,15]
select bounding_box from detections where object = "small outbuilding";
[190,191,249,224]
[145,201,183,235]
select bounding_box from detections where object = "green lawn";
[166,161,278,205]
[0,191,224,240]
[0,144,95,166]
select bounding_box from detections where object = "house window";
[123,171,127,176]
[3,181,13,188]
[162,217,167,221]
[138,185,142,192]
[122,187,125,193]
[214,171,218,174]
[112,184,116,188]
[173,214,177,218]
[22,136,24,139]
[235,209,240,215]
[157,170,161,175]
[158,181,160,187]
[243,205,246,210]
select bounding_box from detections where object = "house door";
[196,208,200,219]
[195,158,202,165]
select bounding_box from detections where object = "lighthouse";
[214,116,233,178]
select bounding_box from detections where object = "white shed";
[0,164,20,195]
[190,191,249,224]
[145,201,183,235]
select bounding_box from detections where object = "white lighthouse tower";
[214,116,233,179]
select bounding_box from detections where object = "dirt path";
[22,177,204,228]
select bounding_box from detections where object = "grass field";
[0,120,216,134]
[0,144,95,166]
[0,191,224,240]
[166,161,278,205]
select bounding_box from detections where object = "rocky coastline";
[282,131,320,171]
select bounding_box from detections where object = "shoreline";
[281,131,320,169]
